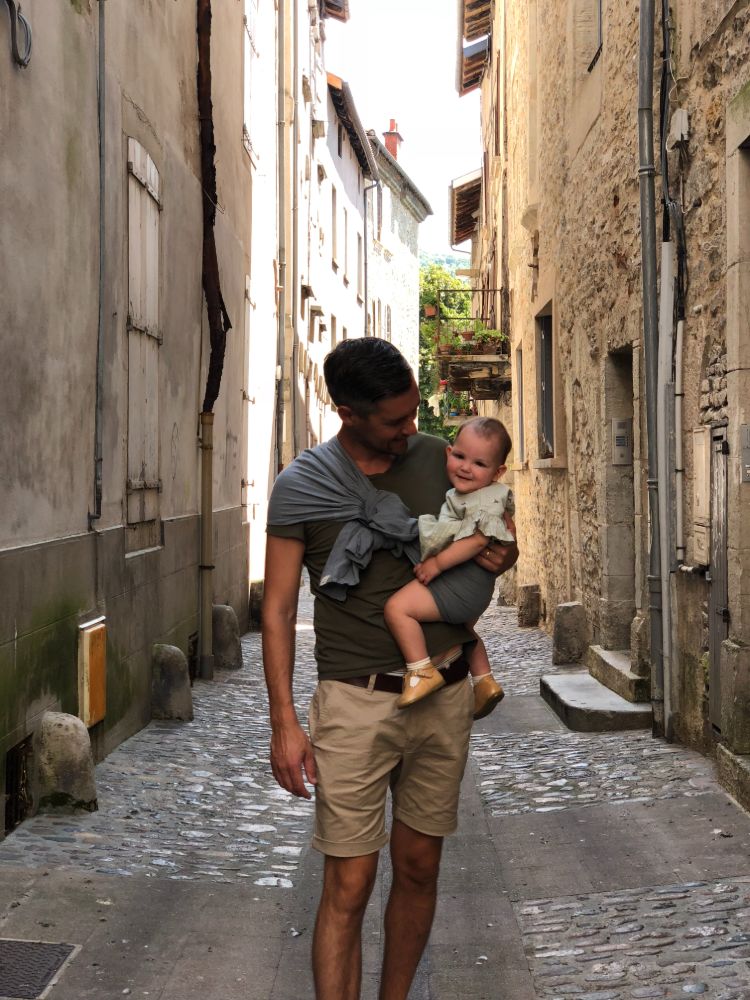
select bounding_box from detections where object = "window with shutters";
[515,347,525,464]
[536,311,554,459]
[331,185,338,269]
[126,138,161,537]
[242,1,260,161]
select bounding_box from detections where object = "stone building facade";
[457,0,750,787]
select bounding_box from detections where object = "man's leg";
[379,819,443,1000]
[313,851,380,1000]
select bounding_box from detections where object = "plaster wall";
[367,176,423,380]
[0,0,252,807]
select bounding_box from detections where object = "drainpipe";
[675,318,685,562]
[90,0,106,528]
[657,239,674,737]
[638,0,665,736]
[363,180,379,336]
[198,412,214,678]
[274,0,287,474]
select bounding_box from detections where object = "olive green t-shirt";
[267,433,473,679]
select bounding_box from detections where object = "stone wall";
[472,0,750,751]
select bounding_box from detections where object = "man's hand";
[270,720,317,799]
[474,512,519,575]
[414,556,442,584]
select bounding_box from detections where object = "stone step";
[540,671,653,732]
[586,645,651,703]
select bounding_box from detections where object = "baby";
[384,417,514,719]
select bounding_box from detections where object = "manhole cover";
[0,939,77,999]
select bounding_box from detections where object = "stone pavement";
[2,588,750,998]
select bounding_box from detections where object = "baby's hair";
[454,417,512,466]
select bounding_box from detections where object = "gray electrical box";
[741,424,750,484]
[611,418,633,465]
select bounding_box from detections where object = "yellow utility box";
[78,619,107,728]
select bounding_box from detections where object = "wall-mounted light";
[3,0,32,67]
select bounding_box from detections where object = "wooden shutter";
[126,138,161,524]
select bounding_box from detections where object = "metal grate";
[0,939,77,999]
[4,738,32,836]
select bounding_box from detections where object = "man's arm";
[261,535,317,799]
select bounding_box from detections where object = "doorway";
[708,426,729,732]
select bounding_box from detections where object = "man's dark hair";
[324,339,414,415]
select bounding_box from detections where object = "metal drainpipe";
[199,411,214,679]
[638,0,665,736]
[274,0,287,474]
[90,0,106,528]
[363,180,379,336]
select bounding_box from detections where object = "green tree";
[418,263,470,439]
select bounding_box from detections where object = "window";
[331,185,338,268]
[515,347,525,463]
[386,305,392,342]
[331,314,337,347]
[574,0,602,74]
[536,312,554,459]
[343,207,349,282]
[342,325,348,340]
[357,233,363,299]
[126,138,161,535]
[337,123,344,157]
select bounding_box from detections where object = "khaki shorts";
[308,676,474,857]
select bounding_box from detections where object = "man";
[262,339,517,1000]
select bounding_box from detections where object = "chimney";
[383,119,403,160]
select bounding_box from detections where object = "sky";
[324,0,481,256]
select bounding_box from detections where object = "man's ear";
[337,404,355,426]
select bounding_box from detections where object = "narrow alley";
[2,588,749,1000]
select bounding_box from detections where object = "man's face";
[341,381,420,457]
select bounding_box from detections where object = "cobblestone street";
[1,587,750,998]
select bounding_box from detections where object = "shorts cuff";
[392,807,457,839]
[312,831,389,858]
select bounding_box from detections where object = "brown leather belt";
[336,654,470,694]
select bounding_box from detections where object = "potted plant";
[475,328,504,353]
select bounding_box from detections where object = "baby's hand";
[414,557,441,584]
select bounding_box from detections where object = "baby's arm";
[414,530,489,585]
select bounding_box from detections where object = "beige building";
[367,123,433,377]
[455,0,750,794]
[0,2,254,827]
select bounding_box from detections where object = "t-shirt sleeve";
[266,521,305,540]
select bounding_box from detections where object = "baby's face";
[446,427,505,494]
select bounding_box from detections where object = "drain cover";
[0,939,77,999]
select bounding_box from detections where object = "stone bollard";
[34,712,97,814]
[212,604,243,671]
[517,584,541,627]
[152,644,194,721]
[552,601,589,664]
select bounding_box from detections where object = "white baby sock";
[406,657,433,672]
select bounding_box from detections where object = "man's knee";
[321,854,379,917]
[390,825,442,892]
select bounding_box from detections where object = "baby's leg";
[465,620,492,679]
[465,619,505,720]
[384,580,443,664]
